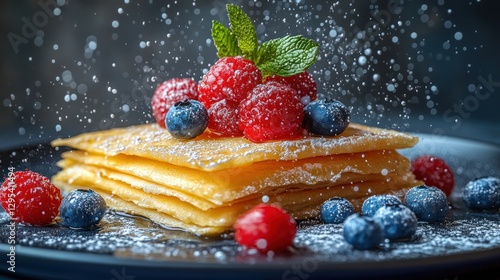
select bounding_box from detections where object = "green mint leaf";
[256,35,319,78]
[212,20,242,58]
[226,4,258,56]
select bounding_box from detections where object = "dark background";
[1,0,499,150]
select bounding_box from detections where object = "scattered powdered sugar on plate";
[294,211,500,263]
[1,207,500,265]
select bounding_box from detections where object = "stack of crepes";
[50,123,421,236]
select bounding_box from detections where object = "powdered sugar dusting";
[1,208,500,264]
[51,122,418,171]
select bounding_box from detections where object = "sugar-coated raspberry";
[207,99,243,136]
[238,81,305,142]
[0,170,62,225]
[411,155,455,197]
[198,56,262,108]
[265,71,317,105]
[234,204,296,254]
[151,78,198,128]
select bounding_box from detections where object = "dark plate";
[0,134,500,280]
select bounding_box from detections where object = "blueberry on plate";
[343,213,383,250]
[361,194,402,216]
[320,197,355,224]
[463,176,500,211]
[404,185,449,223]
[59,189,107,229]
[303,99,350,136]
[165,99,208,139]
[373,204,418,241]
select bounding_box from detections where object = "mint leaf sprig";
[212,4,319,78]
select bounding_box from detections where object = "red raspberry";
[234,204,296,254]
[207,99,243,137]
[265,71,317,105]
[151,78,198,128]
[411,155,455,197]
[238,81,305,142]
[0,170,62,225]
[198,56,262,108]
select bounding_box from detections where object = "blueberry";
[303,99,350,136]
[343,213,383,250]
[463,176,500,211]
[404,185,449,222]
[59,189,107,229]
[165,99,208,139]
[320,197,355,224]
[361,194,402,216]
[373,204,417,241]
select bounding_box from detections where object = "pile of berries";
[321,185,448,250]
[151,4,350,142]
[151,60,351,142]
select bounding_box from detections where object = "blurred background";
[1,0,499,150]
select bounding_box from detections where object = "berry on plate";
[166,99,209,139]
[361,194,402,216]
[303,99,351,136]
[238,81,305,142]
[404,185,449,223]
[320,196,354,224]
[462,176,500,211]
[411,155,455,196]
[151,78,198,128]
[265,71,317,105]
[0,170,62,225]
[59,189,107,229]
[343,213,383,250]
[373,203,418,241]
[234,203,296,254]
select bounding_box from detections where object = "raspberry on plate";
[151,77,198,128]
[265,71,317,105]
[463,176,500,211]
[411,155,455,196]
[198,56,262,109]
[234,203,296,254]
[238,81,305,142]
[0,170,62,225]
